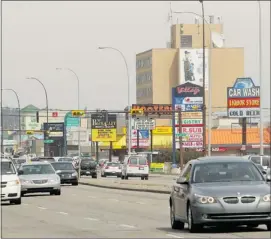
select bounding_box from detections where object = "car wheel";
[125,175,129,180]
[121,175,124,180]
[187,204,203,233]
[170,204,184,229]
[11,197,21,205]
[247,224,259,229]
[266,223,271,231]
[21,192,25,197]
[141,176,144,180]
[145,176,149,180]
[55,189,61,196]
[92,175,97,179]
[72,182,78,186]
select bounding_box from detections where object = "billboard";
[179,49,209,89]
[227,77,260,118]
[91,114,117,142]
[131,104,172,116]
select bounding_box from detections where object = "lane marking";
[58,212,68,215]
[119,224,136,229]
[22,203,29,206]
[136,201,146,205]
[88,196,97,199]
[166,234,184,238]
[84,217,100,221]
[37,206,47,210]
[108,198,119,202]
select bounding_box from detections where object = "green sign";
[44,139,54,144]
[176,133,187,137]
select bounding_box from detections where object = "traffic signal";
[130,109,144,116]
[72,110,85,117]
[26,131,33,135]
[36,111,39,123]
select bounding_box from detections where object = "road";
[2,185,270,238]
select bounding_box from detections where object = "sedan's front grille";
[1,182,7,188]
[241,196,256,203]
[33,180,48,184]
[223,197,239,204]
[208,213,270,220]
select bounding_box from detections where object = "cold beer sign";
[227,78,260,118]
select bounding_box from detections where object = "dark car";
[169,156,271,233]
[80,158,97,178]
[32,157,55,163]
[51,162,78,185]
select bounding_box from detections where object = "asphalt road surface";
[2,185,270,238]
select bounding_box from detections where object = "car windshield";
[58,158,73,162]
[250,156,261,164]
[139,158,147,165]
[81,159,95,164]
[256,164,264,171]
[39,158,55,162]
[51,163,74,171]
[262,156,270,167]
[16,159,26,164]
[107,163,120,167]
[192,162,263,183]
[1,162,16,175]
[21,164,55,175]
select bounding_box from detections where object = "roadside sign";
[52,112,58,117]
[135,119,156,130]
[44,139,54,144]
[71,110,85,117]
[26,131,33,135]
[176,133,187,137]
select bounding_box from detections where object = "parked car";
[1,159,22,205]
[80,158,97,178]
[51,162,78,185]
[121,155,149,180]
[18,162,61,196]
[101,162,121,177]
[169,156,271,233]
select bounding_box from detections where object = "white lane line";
[108,198,119,202]
[166,234,184,238]
[84,217,100,221]
[119,224,136,229]
[88,196,97,199]
[37,206,47,210]
[58,212,68,215]
[136,201,146,205]
[22,203,29,206]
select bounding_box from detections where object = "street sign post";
[134,119,156,130]
[44,139,54,144]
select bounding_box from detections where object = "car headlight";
[49,179,58,183]
[262,194,271,202]
[195,194,217,204]
[20,179,33,185]
[8,180,20,186]
[72,172,78,177]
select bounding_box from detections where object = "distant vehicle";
[246,155,270,170]
[1,159,22,205]
[31,157,56,163]
[80,158,97,178]
[13,158,27,170]
[169,156,271,233]
[121,155,149,180]
[18,162,61,196]
[56,157,74,162]
[101,162,121,178]
[51,162,78,186]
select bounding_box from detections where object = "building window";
[136,87,153,99]
[136,56,152,69]
[136,71,152,85]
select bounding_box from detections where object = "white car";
[121,155,149,180]
[101,162,122,177]
[1,158,22,204]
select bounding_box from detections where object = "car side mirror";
[262,171,267,175]
[266,175,271,182]
[176,177,189,185]
[18,170,23,175]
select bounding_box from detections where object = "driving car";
[1,159,22,205]
[80,158,97,178]
[247,155,270,170]
[51,162,78,185]
[18,162,61,196]
[121,155,149,180]
[101,162,121,177]
[169,156,271,233]
[56,157,74,162]
[31,157,55,163]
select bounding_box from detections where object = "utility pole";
[178,108,184,169]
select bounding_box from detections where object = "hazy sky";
[2,1,270,110]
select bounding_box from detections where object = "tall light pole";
[56,68,80,157]
[26,77,49,156]
[258,1,264,155]
[173,10,213,156]
[3,89,21,147]
[98,46,132,155]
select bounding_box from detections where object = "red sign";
[52,112,58,117]
[227,97,260,108]
[176,86,200,95]
[212,147,227,152]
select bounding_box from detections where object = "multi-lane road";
[1,183,270,238]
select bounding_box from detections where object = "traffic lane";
[2,185,270,238]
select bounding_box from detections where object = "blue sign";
[138,130,149,139]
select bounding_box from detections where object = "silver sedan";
[18,162,61,196]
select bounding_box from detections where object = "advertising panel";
[91,129,117,142]
[152,126,172,135]
[131,104,172,116]
[131,129,150,148]
[227,78,260,118]
[179,49,209,89]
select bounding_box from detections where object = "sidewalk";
[79,177,172,194]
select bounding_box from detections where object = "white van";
[1,158,22,204]
[121,155,149,180]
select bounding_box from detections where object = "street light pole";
[173,10,213,156]
[26,77,49,156]
[258,1,264,155]
[98,46,132,155]
[3,89,21,147]
[56,68,80,158]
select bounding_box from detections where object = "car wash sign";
[227,77,260,118]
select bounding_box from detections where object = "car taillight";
[105,166,109,169]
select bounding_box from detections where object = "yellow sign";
[91,129,117,142]
[182,112,202,119]
[150,163,164,169]
[153,127,172,134]
[26,131,33,135]
[71,110,85,117]
[130,109,144,115]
